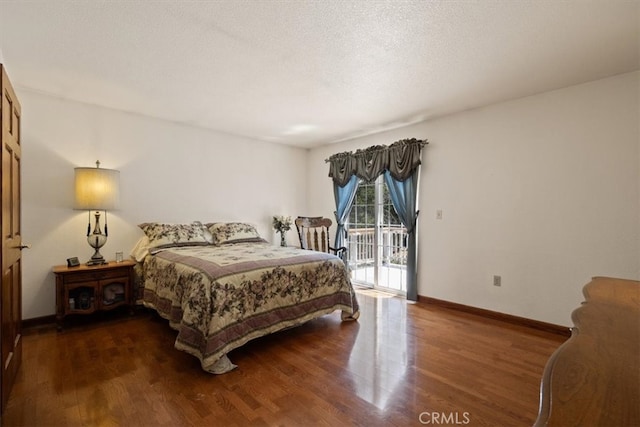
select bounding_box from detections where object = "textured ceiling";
[1,1,638,148]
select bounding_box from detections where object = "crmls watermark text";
[418,411,471,425]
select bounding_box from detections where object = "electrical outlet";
[436,209,443,220]
[493,275,502,287]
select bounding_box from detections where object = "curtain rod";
[324,138,428,163]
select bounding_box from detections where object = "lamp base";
[86,249,107,266]
[86,212,108,266]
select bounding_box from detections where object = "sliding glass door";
[348,177,407,294]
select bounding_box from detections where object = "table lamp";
[74,160,120,265]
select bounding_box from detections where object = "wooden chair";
[295,216,346,260]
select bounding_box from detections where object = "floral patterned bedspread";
[141,242,360,373]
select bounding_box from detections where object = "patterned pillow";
[129,235,151,262]
[138,221,213,252]
[206,222,265,245]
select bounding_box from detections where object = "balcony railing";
[347,225,407,267]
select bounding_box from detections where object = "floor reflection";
[348,289,409,410]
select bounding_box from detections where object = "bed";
[132,221,360,374]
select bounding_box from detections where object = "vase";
[280,232,287,247]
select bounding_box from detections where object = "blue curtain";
[384,169,420,301]
[328,138,427,299]
[333,175,359,261]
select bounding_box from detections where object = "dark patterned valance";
[327,138,428,187]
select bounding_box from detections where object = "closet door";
[0,64,23,413]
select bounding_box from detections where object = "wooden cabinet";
[535,277,640,426]
[53,260,136,330]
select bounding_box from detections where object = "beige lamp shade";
[74,166,120,210]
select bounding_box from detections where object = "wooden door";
[0,64,22,413]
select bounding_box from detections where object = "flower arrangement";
[272,215,292,246]
[272,215,292,233]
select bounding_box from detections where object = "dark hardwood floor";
[4,290,566,426]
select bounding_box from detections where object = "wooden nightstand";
[53,260,136,330]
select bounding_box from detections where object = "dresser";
[534,277,640,426]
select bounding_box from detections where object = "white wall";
[17,72,640,324]
[21,91,307,319]
[308,71,640,326]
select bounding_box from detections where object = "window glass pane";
[347,177,407,293]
